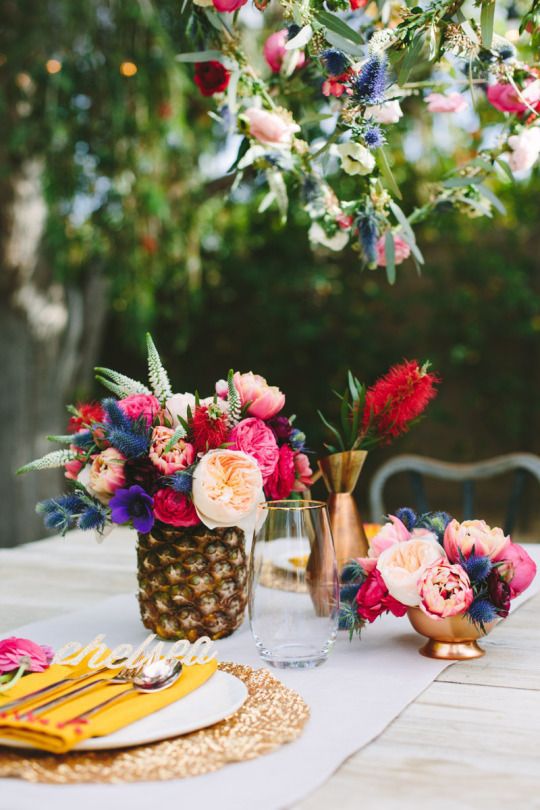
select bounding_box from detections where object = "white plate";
[0,670,248,751]
[266,537,311,574]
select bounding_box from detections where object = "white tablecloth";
[2,545,539,810]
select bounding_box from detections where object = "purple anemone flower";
[109,485,154,533]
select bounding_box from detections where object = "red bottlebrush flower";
[363,360,439,443]
[193,61,230,97]
[191,404,230,453]
[68,402,104,433]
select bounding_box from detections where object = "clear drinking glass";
[248,500,339,669]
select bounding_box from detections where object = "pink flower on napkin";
[0,637,54,674]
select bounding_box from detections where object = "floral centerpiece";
[339,508,537,658]
[19,334,312,641]
[316,360,439,566]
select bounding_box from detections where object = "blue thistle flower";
[467,598,497,625]
[461,554,493,583]
[353,55,387,105]
[287,24,301,40]
[73,430,94,449]
[364,125,384,149]
[321,48,348,76]
[78,502,108,532]
[395,507,417,531]
[36,494,84,535]
[106,428,149,458]
[340,583,361,603]
[341,560,366,584]
[166,470,193,495]
[290,428,306,452]
[357,214,378,265]
[416,511,453,543]
[101,398,134,432]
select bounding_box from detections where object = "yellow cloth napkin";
[0,653,217,753]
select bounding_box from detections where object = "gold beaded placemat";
[0,662,310,784]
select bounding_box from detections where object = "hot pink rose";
[356,569,408,623]
[65,444,84,480]
[368,515,411,558]
[293,452,313,491]
[244,107,300,148]
[487,79,540,113]
[118,394,161,427]
[425,91,468,113]
[230,417,279,483]
[265,444,296,499]
[89,447,126,502]
[444,519,510,562]
[233,371,286,420]
[263,29,306,74]
[153,489,199,527]
[149,426,196,475]
[0,637,54,674]
[376,234,411,267]
[213,0,247,10]
[418,560,473,619]
[494,542,537,597]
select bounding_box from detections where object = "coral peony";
[418,560,473,619]
[494,541,537,597]
[153,488,199,527]
[118,394,161,427]
[193,61,230,97]
[233,371,285,420]
[192,449,264,532]
[89,448,126,502]
[230,417,279,483]
[0,637,54,674]
[68,402,104,433]
[264,444,296,499]
[356,569,408,622]
[368,515,412,558]
[376,234,411,267]
[444,519,510,562]
[425,92,468,113]
[363,359,439,442]
[149,426,196,475]
[293,452,313,491]
[264,29,306,74]
[377,537,445,606]
[244,107,300,148]
[487,79,540,113]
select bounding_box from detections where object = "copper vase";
[317,451,369,571]
[407,608,497,660]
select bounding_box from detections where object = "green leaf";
[47,434,76,445]
[323,30,365,57]
[317,410,345,451]
[175,50,225,63]
[398,34,424,84]
[163,425,187,453]
[495,157,514,182]
[384,231,396,285]
[348,370,359,402]
[480,0,495,49]
[315,9,363,44]
[340,390,351,438]
[377,148,402,199]
[478,183,506,215]
[227,138,250,174]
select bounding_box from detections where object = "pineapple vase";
[137,522,248,641]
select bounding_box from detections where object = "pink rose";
[369,515,411,558]
[215,379,228,399]
[425,91,468,113]
[0,637,54,674]
[293,452,313,491]
[233,371,285,420]
[265,444,296,499]
[153,488,199,527]
[444,519,510,562]
[356,569,408,623]
[263,29,306,74]
[89,447,126,502]
[357,556,378,574]
[149,425,195,475]
[118,394,161,427]
[65,444,84,481]
[213,0,246,9]
[376,234,411,268]
[230,417,279,483]
[494,542,537,597]
[418,560,473,619]
[244,107,300,148]
[506,127,540,173]
[487,79,540,113]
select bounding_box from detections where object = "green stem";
[0,662,28,694]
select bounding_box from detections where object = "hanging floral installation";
[177,0,539,281]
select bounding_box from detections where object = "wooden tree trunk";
[0,160,108,548]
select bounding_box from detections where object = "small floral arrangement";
[18,334,312,539]
[0,637,54,694]
[319,359,439,453]
[340,509,537,636]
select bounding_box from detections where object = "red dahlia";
[363,360,439,442]
[68,402,104,433]
[193,61,230,97]
[191,404,230,453]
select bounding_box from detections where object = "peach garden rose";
[89,448,126,503]
[444,519,510,562]
[376,536,445,606]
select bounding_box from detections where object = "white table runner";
[2,545,539,810]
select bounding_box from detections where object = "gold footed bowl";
[407,607,498,660]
